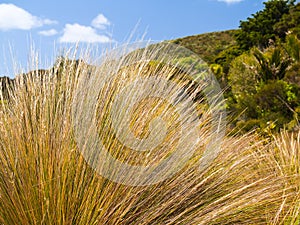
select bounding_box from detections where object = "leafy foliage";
[228,44,300,132]
[274,2,300,38]
[214,45,243,74]
[236,0,295,50]
[252,47,291,81]
[173,1,300,133]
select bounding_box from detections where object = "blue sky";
[0,0,275,76]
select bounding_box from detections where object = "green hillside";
[172,29,236,64]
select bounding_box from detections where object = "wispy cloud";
[217,0,243,4]
[43,19,58,26]
[0,3,57,31]
[39,29,58,36]
[59,23,112,43]
[59,14,113,43]
[91,14,110,29]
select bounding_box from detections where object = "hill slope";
[171,30,237,64]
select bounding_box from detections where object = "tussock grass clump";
[267,131,300,224]
[0,45,299,224]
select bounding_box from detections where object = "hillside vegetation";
[175,0,300,134]
[172,30,236,64]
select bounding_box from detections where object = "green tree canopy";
[236,0,295,50]
[274,2,300,38]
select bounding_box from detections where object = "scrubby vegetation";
[172,30,236,65]
[176,0,300,133]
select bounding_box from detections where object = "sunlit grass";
[0,45,298,224]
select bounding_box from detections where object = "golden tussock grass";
[0,45,298,224]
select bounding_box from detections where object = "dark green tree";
[236,0,295,50]
[274,2,300,38]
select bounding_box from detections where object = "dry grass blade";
[0,44,298,224]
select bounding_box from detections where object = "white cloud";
[39,29,58,36]
[91,14,110,29]
[217,0,243,3]
[43,19,58,25]
[0,3,57,31]
[59,23,112,43]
